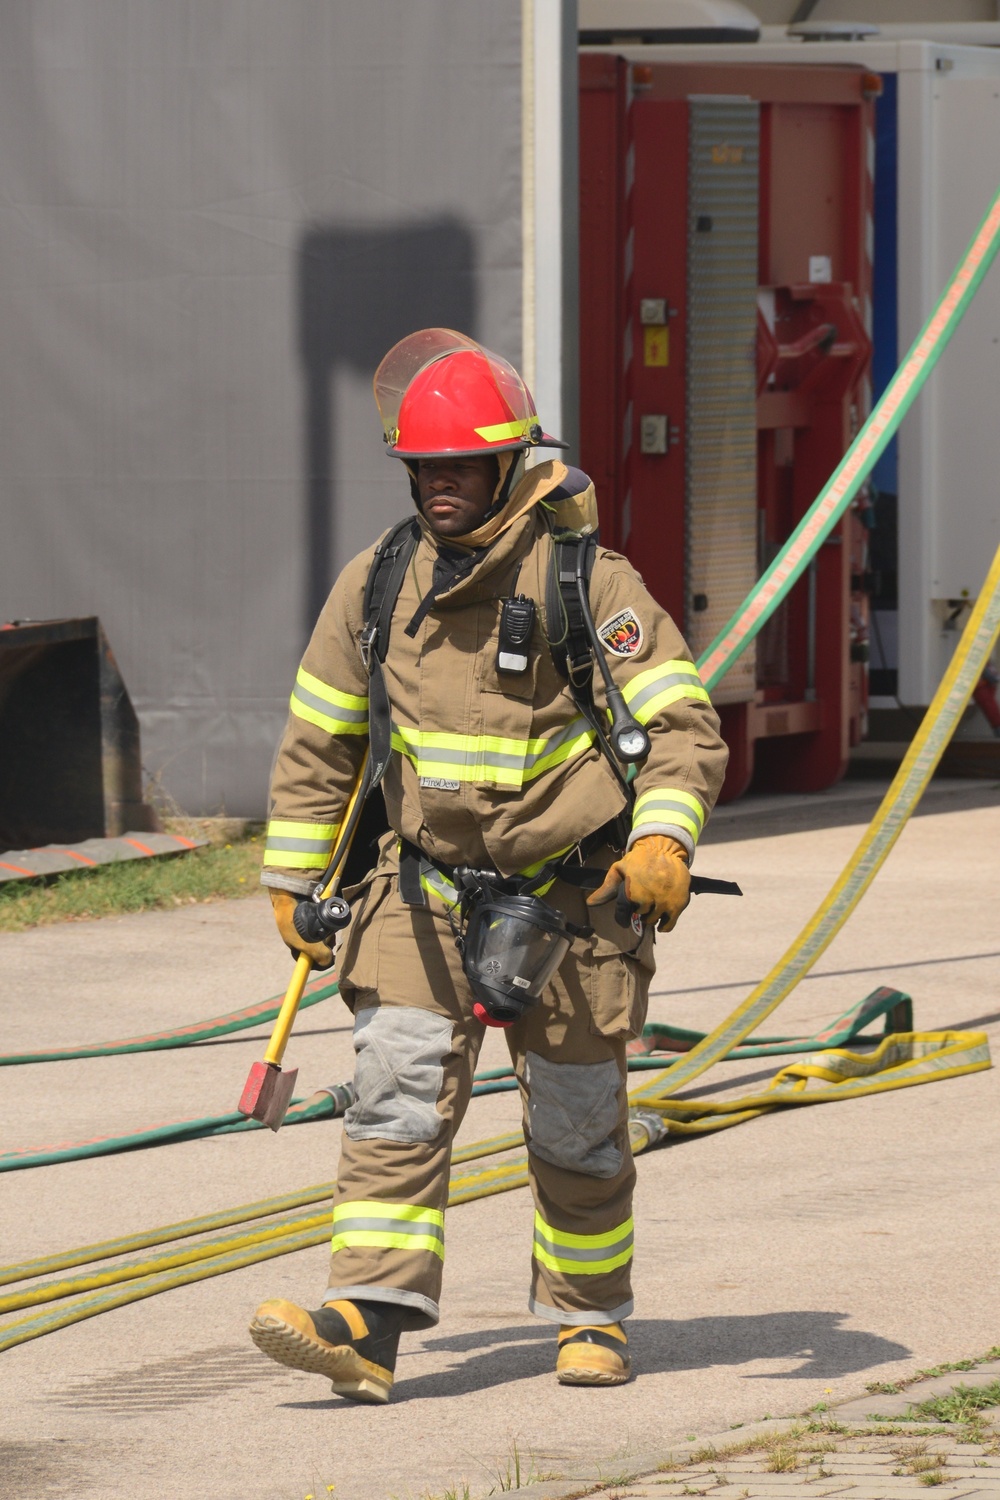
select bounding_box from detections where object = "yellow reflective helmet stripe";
[291,667,369,737]
[532,1212,634,1276]
[632,786,706,845]
[473,417,533,443]
[623,660,710,726]
[263,818,339,870]
[330,1201,445,1262]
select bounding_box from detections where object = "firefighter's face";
[416,456,498,538]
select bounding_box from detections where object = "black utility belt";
[396,823,622,912]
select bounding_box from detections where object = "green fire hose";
[0,987,915,1173]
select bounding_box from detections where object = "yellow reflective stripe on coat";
[632,786,706,844]
[391,716,595,788]
[330,1200,445,1261]
[291,667,369,737]
[623,660,710,725]
[531,1212,634,1276]
[263,818,339,869]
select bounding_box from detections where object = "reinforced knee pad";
[344,1005,453,1144]
[523,1052,623,1178]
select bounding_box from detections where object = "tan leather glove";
[586,834,691,933]
[269,888,335,970]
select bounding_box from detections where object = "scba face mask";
[456,876,587,1027]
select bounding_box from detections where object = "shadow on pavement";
[280,1311,909,1406]
[630,1311,910,1381]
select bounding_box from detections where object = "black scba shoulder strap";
[360,518,419,791]
[545,530,598,705]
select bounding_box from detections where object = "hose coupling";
[628,1107,669,1151]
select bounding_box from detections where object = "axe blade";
[238,1060,299,1131]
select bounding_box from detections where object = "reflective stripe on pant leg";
[532,1212,634,1277]
[331,1200,445,1260]
[511,898,643,1324]
[327,864,485,1329]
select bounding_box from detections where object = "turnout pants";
[328,840,655,1330]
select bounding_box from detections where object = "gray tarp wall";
[0,1,527,817]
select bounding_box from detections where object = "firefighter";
[249,329,728,1402]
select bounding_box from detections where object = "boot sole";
[249,1311,392,1403]
[557,1366,630,1386]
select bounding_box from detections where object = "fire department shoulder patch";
[598,608,643,657]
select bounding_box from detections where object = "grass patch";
[906,1380,1000,1425]
[867,1348,1000,1395]
[0,824,262,931]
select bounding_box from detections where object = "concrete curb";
[496,1361,1000,1499]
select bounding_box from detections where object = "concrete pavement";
[1,779,998,1500]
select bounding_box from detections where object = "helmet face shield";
[461,892,573,1027]
[373,327,566,458]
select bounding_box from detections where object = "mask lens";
[462,892,573,1025]
[472,908,570,995]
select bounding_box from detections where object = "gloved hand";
[586,834,691,933]
[268,888,335,970]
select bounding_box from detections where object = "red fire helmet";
[373,328,566,458]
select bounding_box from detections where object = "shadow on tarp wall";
[296,218,478,885]
[297,217,478,633]
[0,617,159,849]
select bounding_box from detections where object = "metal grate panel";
[685,98,760,703]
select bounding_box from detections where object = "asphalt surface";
[2,779,999,1500]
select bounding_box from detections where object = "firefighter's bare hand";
[269,888,335,970]
[586,835,691,932]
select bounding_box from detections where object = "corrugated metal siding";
[685,98,760,704]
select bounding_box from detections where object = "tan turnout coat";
[262,463,728,892]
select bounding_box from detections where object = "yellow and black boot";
[249,1297,404,1404]
[555,1323,631,1386]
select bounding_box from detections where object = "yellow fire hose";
[1,547,995,1354]
[2,537,997,1350]
[628,534,1000,1121]
[3,464,999,1357]
[0,1132,527,1316]
[0,1140,535,1348]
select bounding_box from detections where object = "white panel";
[929,78,1000,602]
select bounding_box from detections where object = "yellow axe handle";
[263,749,370,1068]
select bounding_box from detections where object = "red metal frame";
[579,55,875,798]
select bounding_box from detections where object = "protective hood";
[410,460,600,551]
